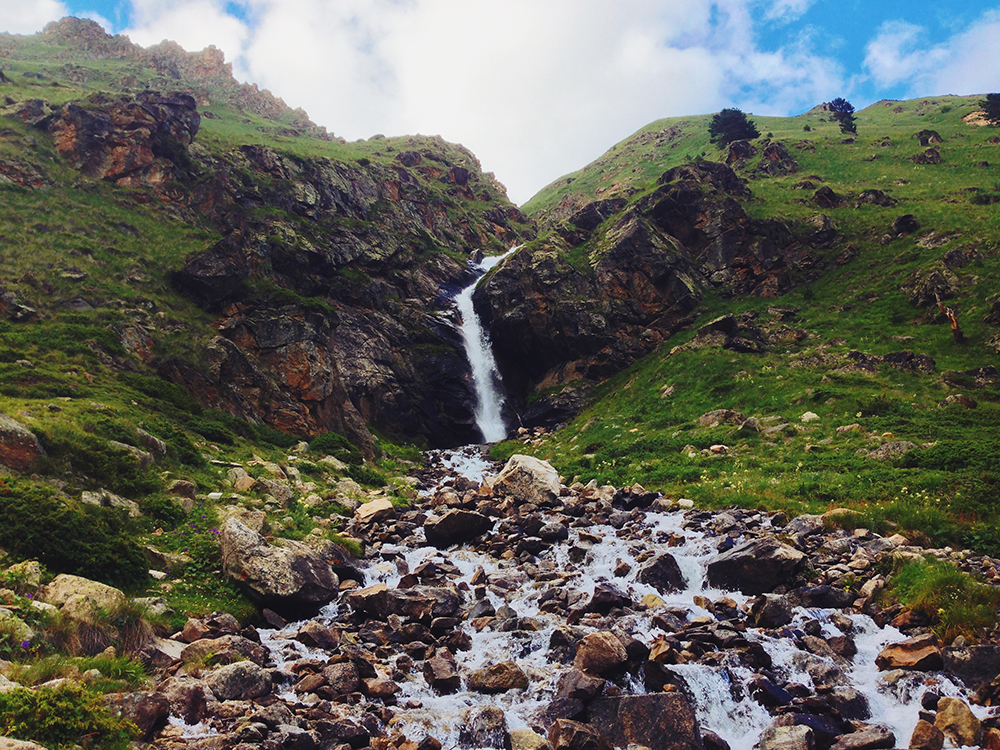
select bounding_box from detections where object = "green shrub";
[0,478,148,589]
[888,556,1000,641]
[347,464,385,487]
[253,422,300,449]
[0,682,137,750]
[310,431,362,464]
[37,428,159,496]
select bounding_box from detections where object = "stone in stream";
[573,631,628,676]
[758,723,814,750]
[637,552,686,593]
[705,537,805,594]
[547,719,612,750]
[423,647,461,693]
[934,696,981,747]
[827,726,895,749]
[468,660,530,693]
[203,661,272,701]
[424,509,493,547]
[874,634,943,671]
[750,594,793,628]
[908,720,944,750]
[587,693,704,750]
[459,706,512,750]
[322,661,361,696]
[488,454,561,505]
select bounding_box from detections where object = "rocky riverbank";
[4,452,1000,750]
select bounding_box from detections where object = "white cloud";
[864,11,1000,96]
[762,0,815,23]
[0,0,68,34]
[124,0,250,70]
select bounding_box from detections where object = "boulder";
[458,706,512,750]
[0,415,45,470]
[220,517,339,618]
[875,634,942,671]
[322,661,360,695]
[828,727,894,749]
[573,631,627,676]
[424,509,493,547]
[907,720,943,750]
[750,594,793,628]
[758,724,814,750]
[469,660,530,693]
[102,691,170,741]
[39,574,126,624]
[511,729,554,750]
[203,661,272,701]
[706,538,805,594]
[489,455,561,505]
[934,696,981,747]
[588,693,704,750]
[423,648,461,693]
[180,635,269,667]
[548,720,612,750]
[386,585,461,622]
[355,497,395,524]
[0,739,50,750]
[637,552,686,594]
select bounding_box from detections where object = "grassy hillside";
[498,95,1000,555]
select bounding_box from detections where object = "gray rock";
[0,414,45,470]
[706,537,805,594]
[203,661,272,701]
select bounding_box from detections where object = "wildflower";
[20,640,30,649]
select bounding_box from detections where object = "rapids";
[258,455,989,749]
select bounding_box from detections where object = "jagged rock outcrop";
[476,162,815,411]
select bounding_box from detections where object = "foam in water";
[454,249,516,443]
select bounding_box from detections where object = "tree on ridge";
[708,108,761,149]
[827,98,857,135]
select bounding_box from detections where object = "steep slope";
[0,18,534,457]
[489,96,1000,555]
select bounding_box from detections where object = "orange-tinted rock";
[0,414,46,471]
[875,634,943,671]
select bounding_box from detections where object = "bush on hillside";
[0,478,148,589]
[309,431,362,464]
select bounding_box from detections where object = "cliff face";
[475,162,818,423]
[0,19,534,451]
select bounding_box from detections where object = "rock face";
[475,162,816,413]
[706,537,806,594]
[0,415,46,471]
[219,517,339,617]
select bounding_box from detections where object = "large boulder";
[489,455,561,505]
[0,415,46,471]
[705,538,805,594]
[220,517,339,618]
[102,692,170,742]
[548,720,612,750]
[424,509,494,547]
[469,661,530,693]
[637,553,686,594]
[874,634,942,671]
[934,696,981,747]
[573,631,627,676]
[588,694,704,750]
[458,706,512,750]
[203,661,272,701]
[39,574,126,625]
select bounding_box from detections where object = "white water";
[455,249,516,443]
[259,502,991,749]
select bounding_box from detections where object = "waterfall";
[455,249,515,443]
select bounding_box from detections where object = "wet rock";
[180,635,269,667]
[295,621,340,650]
[573,631,628,676]
[0,415,46,470]
[459,706,512,750]
[585,582,632,614]
[750,594,793,628]
[706,538,805,594]
[423,647,461,693]
[908,720,943,750]
[637,553,686,594]
[386,585,461,622]
[799,585,856,609]
[548,720,612,750]
[758,723,814,750]
[157,674,209,725]
[828,727,894,749]
[489,455,561,505]
[322,661,360,696]
[934,696,981,747]
[554,669,606,702]
[469,660,530,693]
[750,675,793,707]
[424,509,493,547]
[588,693,703,750]
[511,729,554,750]
[203,661,272,701]
[220,517,339,618]
[356,497,396,524]
[346,583,388,618]
[875,634,943,671]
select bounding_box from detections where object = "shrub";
[347,464,385,487]
[888,557,1000,641]
[0,682,138,750]
[310,431,362,464]
[0,479,148,589]
[37,428,159,497]
[708,108,760,148]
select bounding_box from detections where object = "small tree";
[708,108,761,148]
[827,98,857,134]
[979,93,1000,125]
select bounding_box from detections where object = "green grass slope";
[500,95,1000,555]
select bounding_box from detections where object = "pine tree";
[708,108,761,148]
[827,98,857,135]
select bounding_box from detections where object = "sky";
[2,1,999,205]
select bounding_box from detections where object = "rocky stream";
[115,446,999,750]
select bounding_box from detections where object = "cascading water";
[454,249,515,443]
[258,477,991,749]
